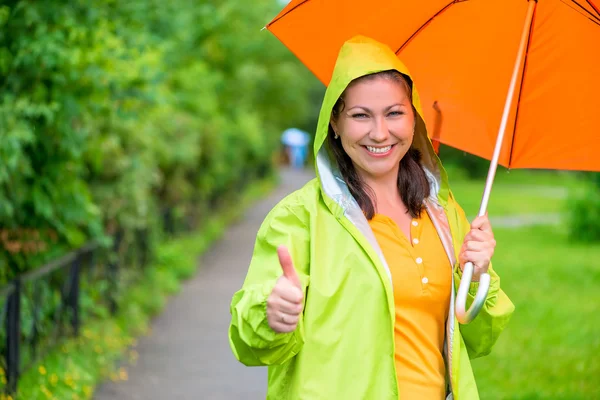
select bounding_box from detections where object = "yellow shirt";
[369,210,452,399]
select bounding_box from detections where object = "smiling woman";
[229,36,514,400]
[328,70,429,225]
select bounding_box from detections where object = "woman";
[229,36,514,399]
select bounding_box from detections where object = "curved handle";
[455,262,491,324]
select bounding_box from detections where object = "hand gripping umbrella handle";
[455,262,491,324]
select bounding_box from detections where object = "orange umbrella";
[266,0,600,323]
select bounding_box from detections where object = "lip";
[362,144,396,157]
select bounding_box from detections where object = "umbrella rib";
[560,0,600,25]
[572,0,600,21]
[267,0,311,28]
[508,3,538,168]
[394,0,460,54]
[586,0,600,17]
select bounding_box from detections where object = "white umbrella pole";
[455,0,537,324]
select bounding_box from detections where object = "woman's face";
[330,76,415,183]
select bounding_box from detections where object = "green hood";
[313,35,450,208]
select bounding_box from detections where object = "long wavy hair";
[327,70,430,219]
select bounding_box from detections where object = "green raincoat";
[229,36,514,399]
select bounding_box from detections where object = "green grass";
[446,168,599,398]
[13,177,276,400]
[445,167,584,218]
[472,225,600,399]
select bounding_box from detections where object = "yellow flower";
[50,374,59,386]
[41,385,53,399]
[39,366,47,375]
[128,350,139,363]
[119,367,128,381]
[82,385,92,398]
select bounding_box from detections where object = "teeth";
[366,145,392,154]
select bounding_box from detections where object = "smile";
[365,145,393,154]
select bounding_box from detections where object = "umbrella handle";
[455,0,536,324]
[455,262,491,324]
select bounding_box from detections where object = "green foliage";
[0,0,318,283]
[438,145,491,179]
[568,173,600,242]
[11,175,275,400]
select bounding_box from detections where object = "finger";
[279,312,300,326]
[464,240,487,252]
[267,312,298,332]
[462,251,492,268]
[471,215,492,232]
[267,311,299,332]
[464,229,490,243]
[278,284,304,304]
[277,245,302,288]
[269,321,297,333]
[276,298,304,315]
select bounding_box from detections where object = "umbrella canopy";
[281,127,311,147]
[267,0,600,323]
[267,0,600,172]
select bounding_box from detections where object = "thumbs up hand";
[267,245,305,333]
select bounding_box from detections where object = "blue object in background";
[281,128,310,169]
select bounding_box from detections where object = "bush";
[0,0,320,283]
[437,145,491,180]
[568,173,600,242]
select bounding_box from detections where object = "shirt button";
[416,257,423,264]
[412,220,418,227]
[422,277,429,284]
[413,238,419,245]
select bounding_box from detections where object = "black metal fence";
[0,229,149,395]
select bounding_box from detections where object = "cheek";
[341,119,369,140]
[390,121,415,139]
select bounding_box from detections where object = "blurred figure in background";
[281,127,310,169]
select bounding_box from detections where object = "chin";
[363,163,399,179]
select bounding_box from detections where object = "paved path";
[93,168,562,400]
[94,168,314,400]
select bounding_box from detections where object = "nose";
[369,116,390,142]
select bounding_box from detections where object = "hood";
[313,35,450,213]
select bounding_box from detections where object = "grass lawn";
[472,225,600,399]
[441,168,599,398]
[445,167,584,218]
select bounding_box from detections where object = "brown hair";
[327,70,430,219]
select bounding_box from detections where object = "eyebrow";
[348,103,407,112]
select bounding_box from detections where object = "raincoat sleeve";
[229,200,310,366]
[451,197,515,359]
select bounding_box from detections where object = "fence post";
[137,229,148,268]
[6,279,21,395]
[68,254,82,336]
[108,230,123,315]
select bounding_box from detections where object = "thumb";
[277,245,302,288]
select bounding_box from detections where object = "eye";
[388,111,404,117]
[351,113,369,119]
